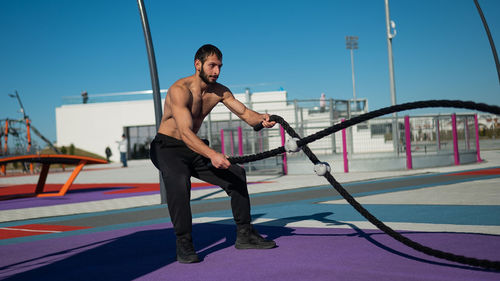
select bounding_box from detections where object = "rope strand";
[228,99,500,270]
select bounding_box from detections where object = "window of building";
[125,125,156,159]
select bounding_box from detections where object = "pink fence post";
[280,125,288,175]
[220,129,225,155]
[404,116,413,169]
[474,114,482,162]
[465,117,470,151]
[451,114,460,165]
[436,118,441,150]
[1,120,8,175]
[238,126,243,156]
[341,119,348,173]
[230,131,234,156]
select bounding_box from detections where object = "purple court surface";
[1,222,499,281]
[1,158,500,280]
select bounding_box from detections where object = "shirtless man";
[150,44,277,264]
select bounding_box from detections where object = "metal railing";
[196,99,499,174]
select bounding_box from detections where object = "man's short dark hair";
[195,44,222,63]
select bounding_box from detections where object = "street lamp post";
[384,0,399,155]
[8,90,33,172]
[8,90,27,120]
[346,36,358,104]
[345,36,358,157]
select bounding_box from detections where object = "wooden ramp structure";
[0,154,108,197]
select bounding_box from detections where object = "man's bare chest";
[191,93,222,119]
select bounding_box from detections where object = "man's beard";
[199,65,216,85]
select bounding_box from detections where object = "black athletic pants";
[150,133,251,237]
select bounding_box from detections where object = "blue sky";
[1,0,499,147]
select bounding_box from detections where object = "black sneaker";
[235,225,276,249]
[176,234,200,263]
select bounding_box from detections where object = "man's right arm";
[169,86,231,169]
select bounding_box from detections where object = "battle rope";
[227,99,500,270]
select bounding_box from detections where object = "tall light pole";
[346,36,358,102]
[345,36,358,157]
[8,90,28,120]
[384,0,399,155]
[9,91,33,172]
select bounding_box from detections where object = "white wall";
[56,90,391,163]
[56,99,160,162]
[55,91,289,162]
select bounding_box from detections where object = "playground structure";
[1,91,61,175]
[1,118,59,156]
[1,92,107,198]
[0,120,109,198]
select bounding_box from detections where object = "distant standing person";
[105,146,112,162]
[320,93,326,113]
[81,91,88,104]
[117,134,128,167]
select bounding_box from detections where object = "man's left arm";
[222,89,276,128]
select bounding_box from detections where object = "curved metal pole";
[137,0,163,126]
[474,0,500,85]
[137,0,166,204]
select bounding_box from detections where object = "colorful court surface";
[0,224,91,239]
[0,181,273,210]
[0,166,499,280]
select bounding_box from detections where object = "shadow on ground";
[1,212,496,280]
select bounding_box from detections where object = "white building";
[56,90,299,162]
[55,89,396,163]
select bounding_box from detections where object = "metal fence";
[194,98,367,174]
[196,99,499,174]
[5,96,497,174]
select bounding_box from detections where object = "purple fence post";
[341,119,349,173]
[230,131,234,156]
[238,126,243,156]
[280,125,288,175]
[220,129,225,155]
[404,116,413,169]
[452,114,460,165]
[474,114,482,162]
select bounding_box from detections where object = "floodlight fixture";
[345,36,359,50]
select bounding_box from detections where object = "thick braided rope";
[228,99,500,270]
